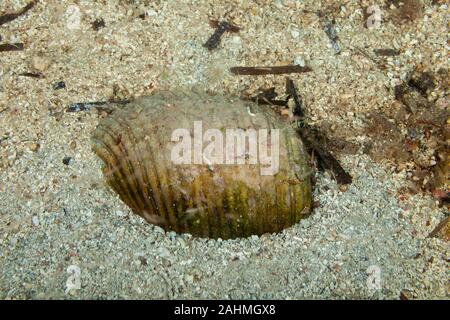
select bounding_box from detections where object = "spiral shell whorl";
[92,91,312,239]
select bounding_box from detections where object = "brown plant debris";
[298,126,352,185]
[0,0,37,26]
[353,47,387,70]
[399,290,410,300]
[373,68,449,197]
[373,48,400,56]
[364,112,411,163]
[245,82,350,185]
[394,84,432,114]
[231,65,312,76]
[397,0,423,22]
[249,87,288,107]
[92,18,106,31]
[0,106,9,114]
[386,0,424,23]
[432,130,450,205]
[0,43,24,52]
[428,216,450,241]
[18,72,44,79]
[286,78,304,117]
[203,20,240,50]
[66,100,130,113]
[407,71,436,96]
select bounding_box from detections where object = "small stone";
[137,256,147,266]
[31,55,52,72]
[158,247,170,258]
[146,9,157,16]
[65,265,81,294]
[400,290,410,300]
[280,108,292,118]
[32,216,39,226]
[92,18,105,31]
[115,210,127,217]
[167,231,177,239]
[231,36,242,46]
[294,56,306,67]
[160,257,171,267]
[152,225,165,234]
[29,142,40,152]
[185,274,194,284]
[63,156,72,165]
[53,81,66,90]
[177,237,186,248]
[291,30,300,39]
[339,185,348,192]
[9,236,17,246]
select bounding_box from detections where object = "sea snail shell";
[92,91,312,239]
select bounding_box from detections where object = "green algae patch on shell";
[91,91,312,239]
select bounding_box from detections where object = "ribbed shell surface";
[92,91,312,239]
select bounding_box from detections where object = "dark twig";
[0,43,24,52]
[53,81,66,90]
[374,48,400,56]
[19,72,44,78]
[354,47,386,70]
[323,19,341,54]
[204,20,239,50]
[0,1,37,26]
[249,87,288,107]
[286,78,304,117]
[66,100,130,112]
[231,65,312,75]
[297,127,352,185]
[407,71,436,95]
[0,106,10,114]
[428,216,449,238]
[209,20,240,32]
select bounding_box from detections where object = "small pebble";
[31,55,52,72]
[53,81,66,90]
[62,156,72,165]
[32,216,39,226]
[92,18,105,31]
[137,256,147,266]
[177,238,186,248]
[158,247,170,258]
[29,142,40,152]
[291,30,300,39]
[294,56,306,67]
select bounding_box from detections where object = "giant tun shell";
[92,91,312,239]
